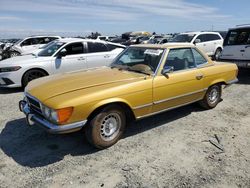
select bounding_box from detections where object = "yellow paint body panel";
[25,45,238,128]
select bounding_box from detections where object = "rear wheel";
[85,105,126,149]
[22,69,48,87]
[199,84,222,109]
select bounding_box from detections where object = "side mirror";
[57,49,67,58]
[161,66,174,76]
[194,39,201,44]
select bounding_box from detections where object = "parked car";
[19,43,238,149]
[0,38,125,88]
[169,32,224,60]
[97,36,116,41]
[4,36,61,58]
[219,25,250,68]
[122,36,150,46]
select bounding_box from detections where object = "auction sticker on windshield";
[144,49,163,56]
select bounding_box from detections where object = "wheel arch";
[21,68,49,87]
[209,79,227,87]
[87,99,136,123]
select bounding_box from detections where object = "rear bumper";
[219,59,250,68]
[19,100,87,134]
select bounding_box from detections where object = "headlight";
[41,104,73,124]
[0,66,21,73]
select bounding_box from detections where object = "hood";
[0,54,50,67]
[26,67,146,102]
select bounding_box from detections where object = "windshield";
[38,41,65,57]
[111,47,164,75]
[170,34,196,43]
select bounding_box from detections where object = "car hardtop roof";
[57,38,107,43]
[180,31,221,35]
[131,43,195,49]
[25,35,61,39]
[57,38,125,47]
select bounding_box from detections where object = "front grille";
[26,95,43,116]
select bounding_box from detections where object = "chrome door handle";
[104,55,110,58]
[196,74,204,80]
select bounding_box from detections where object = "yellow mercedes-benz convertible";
[19,44,238,149]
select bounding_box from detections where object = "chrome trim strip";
[132,103,153,110]
[153,88,207,105]
[21,102,87,134]
[132,88,207,110]
[226,78,238,85]
[137,98,202,119]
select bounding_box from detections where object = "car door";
[52,42,87,73]
[20,38,40,54]
[85,42,113,68]
[152,48,205,113]
[195,34,212,55]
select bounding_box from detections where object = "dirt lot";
[0,70,250,188]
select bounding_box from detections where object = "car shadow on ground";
[0,103,203,168]
[237,69,250,85]
[0,88,23,94]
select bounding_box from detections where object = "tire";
[85,105,126,149]
[22,69,48,87]
[214,48,222,61]
[10,51,20,57]
[199,84,222,109]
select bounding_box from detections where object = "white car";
[8,36,61,57]
[169,32,224,60]
[219,25,250,68]
[0,38,125,88]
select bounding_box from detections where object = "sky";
[0,0,250,38]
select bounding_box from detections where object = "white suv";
[8,36,61,57]
[0,38,125,88]
[220,25,250,68]
[169,32,224,60]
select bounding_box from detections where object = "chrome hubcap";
[100,113,121,141]
[208,88,219,104]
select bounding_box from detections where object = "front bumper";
[0,72,22,88]
[19,100,87,134]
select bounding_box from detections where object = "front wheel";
[199,84,222,109]
[22,69,48,87]
[214,48,222,61]
[85,105,126,149]
[10,51,20,57]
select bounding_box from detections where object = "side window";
[196,34,206,42]
[63,42,84,55]
[164,48,195,71]
[87,42,109,53]
[107,44,124,51]
[192,49,207,66]
[36,37,46,44]
[207,34,221,41]
[21,38,33,46]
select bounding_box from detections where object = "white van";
[220,25,250,68]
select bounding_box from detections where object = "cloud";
[0,16,25,21]
[0,0,231,21]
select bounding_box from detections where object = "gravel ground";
[0,69,250,188]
